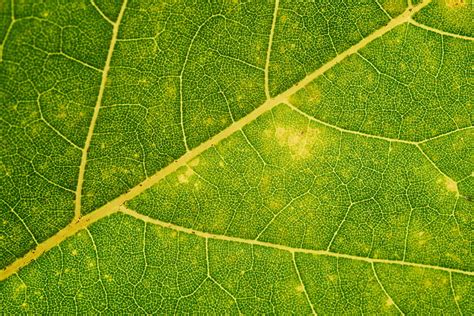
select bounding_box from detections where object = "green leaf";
[1,0,473,313]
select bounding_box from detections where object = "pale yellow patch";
[446,252,462,263]
[327,274,337,282]
[296,285,305,293]
[138,77,151,86]
[385,298,394,307]
[177,167,194,184]
[423,279,433,288]
[205,117,213,126]
[104,274,113,282]
[165,84,176,98]
[193,181,201,190]
[21,303,28,309]
[268,200,284,210]
[15,284,27,293]
[445,178,458,194]
[71,249,78,256]
[305,84,321,104]
[416,231,430,246]
[260,174,271,192]
[445,0,467,8]
[218,160,225,168]
[381,0,405,14]
[455,295,461,301]
[189,157,200,167]
[274,126,321,159]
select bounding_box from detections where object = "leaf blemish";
[445,0,467,8]
[177,167,194,184]
[274,126,321,159]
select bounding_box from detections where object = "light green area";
[94,0,122,22]
[378,0,409,17]
[1,0,108,267]
[1,212,471,314]
[413,0,474,37]
[129,104,472,272]
[420,128,473,181]
[290,23,473,142]
[1,0,473,313]
[81,0,273,213]
[269,0,401,96]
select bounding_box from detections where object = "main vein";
[1,0,435,282]
[74,0,128,221]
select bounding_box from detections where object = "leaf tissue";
[0,0,473,314]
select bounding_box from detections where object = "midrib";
[1,0,439,282]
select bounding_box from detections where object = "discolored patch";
[445,0,467,8]
[189,157,200,167]
[177,167,194,184]
[274,126,321,159]
[437,176,459,195]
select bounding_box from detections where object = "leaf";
[1,0,473,313]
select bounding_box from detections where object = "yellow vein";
[372,262,405,315]
[0,206,116,281]
[450,271,463,315]
[1,0,432,281]
[418,126,472,144]
[179,16,215,152]
[293,252,317,315]
[90,0,115,25]
[287,100,460,186]
[409,19,474,41]
[285,101,418,145]
[265,0,280,99]
[119,206,473,276]
[74,0,128,221]
[0,0,15,61]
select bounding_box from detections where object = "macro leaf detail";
[1,0,473,314]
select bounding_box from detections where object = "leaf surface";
[1,0,473,313]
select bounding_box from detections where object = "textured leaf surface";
[1,0,473,314]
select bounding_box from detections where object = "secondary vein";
[74,0,128,221]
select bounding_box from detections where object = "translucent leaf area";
[1,0,472,313]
